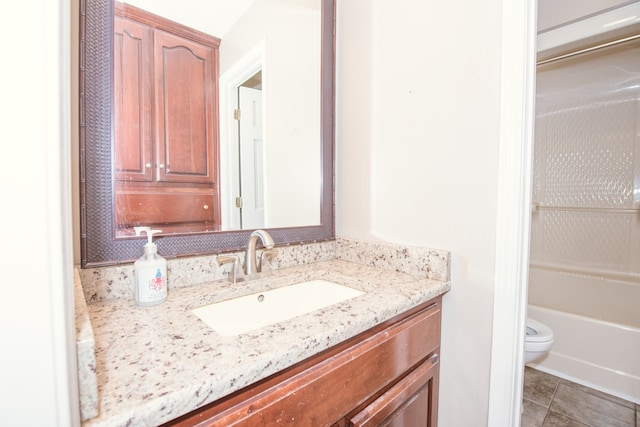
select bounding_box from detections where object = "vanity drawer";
[115,191,216,226]
[169,298,441,426]
[349,352,439,427]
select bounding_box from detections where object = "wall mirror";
[80,0,335,267]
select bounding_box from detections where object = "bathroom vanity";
[79,253,450,427]
[168,296,441,426]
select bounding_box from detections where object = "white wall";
[0,1,78,426]
[537,0,631,31]
[336,1,506,425]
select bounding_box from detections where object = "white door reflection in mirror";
[239,85,265,229]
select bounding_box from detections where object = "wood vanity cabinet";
[166,296,442,427]
[114,3,221,233]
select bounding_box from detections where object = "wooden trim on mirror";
[79,0,335,267]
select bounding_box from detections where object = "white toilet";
[524,318,554,364]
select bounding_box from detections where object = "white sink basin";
[191,280,364,336]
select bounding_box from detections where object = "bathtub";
[527,266,640,404]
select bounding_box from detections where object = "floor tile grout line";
[523,367,639,427]
[550,380,636,427]
[540,406,550,426]
[540,380,560,426]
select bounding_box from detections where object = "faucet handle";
[217,255,241,283]
[259,249,279,275]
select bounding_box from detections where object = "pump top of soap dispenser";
[134,226,162,257]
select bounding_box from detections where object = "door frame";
[488,0,537,425]
[219,41,266,230]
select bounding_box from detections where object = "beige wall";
[537,0,631,31]
[335,1,503,424]
[2,0,78,424]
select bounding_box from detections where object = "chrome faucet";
[217,229,278,283]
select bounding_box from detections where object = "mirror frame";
[79,0,335,267]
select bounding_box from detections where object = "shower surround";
[528,34,640,403]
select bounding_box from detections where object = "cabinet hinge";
[234,109,241,120]
[235,196,243,208]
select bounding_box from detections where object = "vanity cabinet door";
[153,29,218,185]
[348,353,439,427]
[114,5,219,187]
[114,15,154,183]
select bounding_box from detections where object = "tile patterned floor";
[522,367,639,427]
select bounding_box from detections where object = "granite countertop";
[74,269,98,421]
[82,259,450,427]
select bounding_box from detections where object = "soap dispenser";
[133,227,167,306]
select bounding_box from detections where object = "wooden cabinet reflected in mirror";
[79,0,335,267]
[114,3,221,235]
